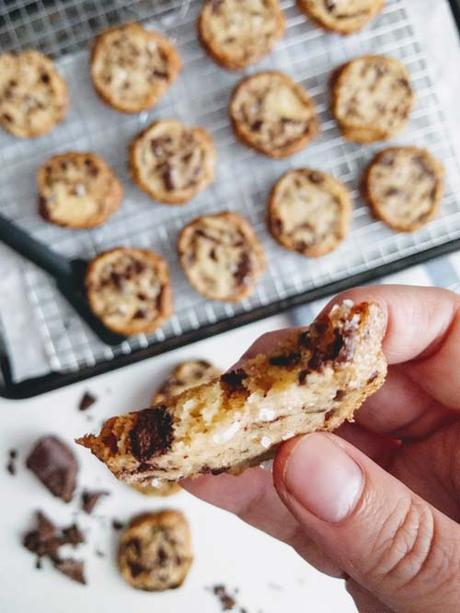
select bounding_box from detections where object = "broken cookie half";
[77,301,387,485]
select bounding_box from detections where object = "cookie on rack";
[332,55,414,143]
[91,23,181,114]
[118,510,193,591]
[229,71,319,158]
[268,168,352,257]
[86,248,173,336]
[129,119,216,204]
[198,0,285,70]
[0,50,69,138]
[363,146,445,232]
[38,152,123,228]
[152,359,222,404]
[298,0,385,35]
[177,212,266,302]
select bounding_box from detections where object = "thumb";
[274,433,460,612]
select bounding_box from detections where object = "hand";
[184,285,460,612]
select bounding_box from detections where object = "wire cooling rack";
[1,0,460,398]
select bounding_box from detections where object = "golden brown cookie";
[0,50,68,138]
[363,147,445,232]
[131,482,181,497]
[85,248,172,336]
[229,71,319,158]
[152,359,222,404]
[298,0,385,35]
[332,55,414,143]
[268,168,352,257]
[177,212,266,302]
[129,120,216,204]
[118,511,193,591]
[198,0,285,70]
[91,23,181,113]
[37,152,123,228]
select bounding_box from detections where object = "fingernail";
[284,434,364,524]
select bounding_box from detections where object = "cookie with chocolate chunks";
[129,120,216,204]
[298,0,385,35]
[78,301,387,484]
[118,510,193,591]
[152,360,222,405]
[91,23,181,113]
[230,71,319,158]
[85,247,173,336]
[198,0,285,70]
[363,147,445,232]
[332,55,414,143]
[177,212,266,302]
[268,168,352,257]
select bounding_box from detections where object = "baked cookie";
[37,152,123,228]
[131,482,181,497]
[332,55,414,143]
[129,120,216,204]
[363,147,445,232]
[118,510,193,591]
[78,300,387,484]
[91,23,181,113]
[198,0,285,70]
[153,360,222,404]
[85,248,172,336]
[177,212,266,302]
[298,0,385,35]
[268,168,352,257]
[230,71,319,158]
[0,50,68,138]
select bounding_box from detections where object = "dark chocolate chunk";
[78,391,96,412]
[220,369,247,391]
[334,389,346,401]
[308,171,324,184]
[269,352,301,367]
[234,252,252,285]
[129,408,173,462]
[62,524,85,546]
[112,519,124,531]
[81,489,109,515]
[211,584,237,611]
[6,448,17,475]
[54,559,86,585]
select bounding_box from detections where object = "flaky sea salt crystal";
[343,299,354,308]
[258,408,276,422]
[260,436,272,449]
[150,478,163,488]
[212,422,240,444]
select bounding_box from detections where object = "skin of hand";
[183,285,460,613]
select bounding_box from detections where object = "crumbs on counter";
[210,584,248,612]
[6,448,17,475]
[79,391,97,411]
[81,489,110,514]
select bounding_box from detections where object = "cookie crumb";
[6,448,17,475]
[112,519,124,531]
[79,392,97,412]
[210,584,248,611]
[81,489,109,514]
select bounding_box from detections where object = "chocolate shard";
[81,489,109,515]
[220,369,247,391]
[129,408,173,462]
[61,524,85,546]
[54,559,86,585]
[78,392,96,412]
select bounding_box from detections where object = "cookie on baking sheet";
[178,212,266,302]
[332,55,414,143]
[129,120,216,204]
[118,510,193,591]
[0,50,68,138]
[229,71,319,158]
[268,168,352,257]
[38,152,123,228]
[153,359,222,405]
[298,0,385,35]
[86,248,172,336]
[91,23,181,114]
[198,0,285,70]
[363,146,445,232]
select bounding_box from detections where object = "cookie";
[229,71,319,158]
[91,23,181,114]
[363,147,445,232]
[85,248,173,336]
[153,360,222,404]
[129,120,216,204]
[332,55,414,143]
[0,50,68,138]
[37,152,123,228]
[298,0,385,35]
[177,212,266,302]
[118,510,193,591]
[131,482,181,497]
[198,0,285,70]
[78,300,387,484]
[268,168,352,257]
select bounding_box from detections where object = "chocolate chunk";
[26,436,78,503]
[6,448,17,475]
[269,352,301,367]
[220,369,247,391]
[251,119,263,132]
[308,331,344,370]
[62,524,85,546]
[212,584,237,611]
[81,489,109,515]
[112,519,124,531]
[298,369,309,385]
[334,389,346,401]
[79,391,96,412]
[308,171,324,184]
[129,408,173,462]
[162,165,176,191]
[234,252,251,284]
[54,559,86,585]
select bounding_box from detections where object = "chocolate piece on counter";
[112,519,124,531]
[79,391,97,412]
[81,489,109,514]
[211,584,237,611]
[6,448,17,475]
[26,436,78,502]
[61,524,85,546]
[54,559,86,585]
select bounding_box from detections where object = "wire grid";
[1,0,460,379]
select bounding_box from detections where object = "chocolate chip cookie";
[91,23,181,113]
[298,0,385,35]
[118,510,193,591]
[363,147,445,232]
[230,71,319,158]
[86,248,173,336]
[129,120,216,204]
[152,359,222,404]
[332,55,414,143]
[198,0,285,70]
[268,168,352,257]
[38,152,123,228]
[0,50,69,138]
[177,212,266,302]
